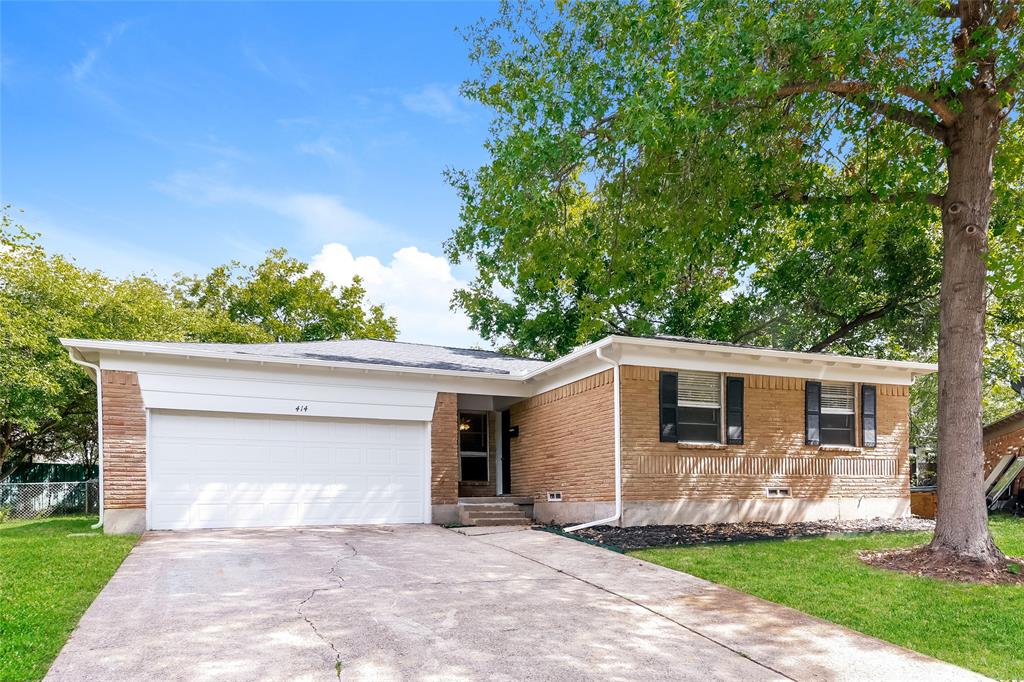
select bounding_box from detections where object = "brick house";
[984,410,1024,500]
[62,335,934,534]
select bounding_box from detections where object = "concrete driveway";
[46,525,983,681]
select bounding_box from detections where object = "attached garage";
[148,411,429,530]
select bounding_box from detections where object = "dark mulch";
[860,546,1024,585]
[567,517,936,550]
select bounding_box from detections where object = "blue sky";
[1,1,500,346]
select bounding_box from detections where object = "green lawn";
[633,516,1024,679]
[0,517,137,682]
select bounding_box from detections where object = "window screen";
[677,371,721,407]
[820,383,855,445]
[820,382,855,413]
[677,371,721,443]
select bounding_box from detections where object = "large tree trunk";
[929,89,1003,564]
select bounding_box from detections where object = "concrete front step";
[471,517,532,527]
[457,498,533,527]
[458,504,523,513]
[464,507,528,518]
[458,496,533,505]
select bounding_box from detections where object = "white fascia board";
[62,334,936,396]
[525,352,616,394]
[61,339,534,397]
[608,338,934,385]
[95,351,536,398]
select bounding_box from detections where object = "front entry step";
[458,496,532,505]
[458,499,533,527]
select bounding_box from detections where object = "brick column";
[101,370,147,534]
[431,392,459,519]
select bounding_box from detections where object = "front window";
[459,412,488,481]
[820,382,855,445]
[677,371,721,443]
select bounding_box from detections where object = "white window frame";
[676,371,724,445]
[458,410,489,482]
[819,381,856,446]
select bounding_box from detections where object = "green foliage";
[173,248,396,343]
[1,209,216,467]
[447,0,1022,370]
[0,208,397,469]
[633,515,1024,679]
[0,517,137,681]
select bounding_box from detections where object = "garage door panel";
[149,412,427,530]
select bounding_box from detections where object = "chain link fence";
[0,480,99,521]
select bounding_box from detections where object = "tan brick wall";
[101,370,147,509]
[508,370,615,502]
[984,421,1024,497]
[619,366,910,502]
[431,392,459,505]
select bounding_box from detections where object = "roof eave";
[599,335,937,374]
[59,338,529,381]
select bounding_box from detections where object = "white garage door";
[148,411,428,530]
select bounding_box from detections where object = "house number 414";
[294,404,309,413]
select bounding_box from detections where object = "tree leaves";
[0,209,398,468]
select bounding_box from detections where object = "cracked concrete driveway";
[46,525,983,681]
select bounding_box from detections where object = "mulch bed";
[860,546,1024,585]
[567,517,936,551]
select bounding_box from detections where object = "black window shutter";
[726,377,744,444]
[659,371,678,442]
[861,385,877,448]
[805,381,821,445]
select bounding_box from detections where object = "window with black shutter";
[820,382,855,445]
[676,371,722,443]
[861,385,877,448]
[726,376,744,444]
[805,381,821,445]
[659,371,678,442]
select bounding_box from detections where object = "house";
[984,409,1024,503]
[60,335,935,534]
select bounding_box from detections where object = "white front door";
[148,411,428,530]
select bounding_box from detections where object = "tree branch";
[761,189,944,209]
[834,92,946,141]
[805,301,900,352]
[777,80,957,127]
[805,290,938,352]
[996,1,1020,30]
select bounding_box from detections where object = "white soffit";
[62,334,935,395]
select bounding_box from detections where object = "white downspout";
[68,350,103,529]
[565,345,622,532]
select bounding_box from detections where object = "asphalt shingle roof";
[110,338,548,375]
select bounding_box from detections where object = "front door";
[500,409,512,495]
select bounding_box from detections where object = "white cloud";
[297,136,341,160]
[241,45,312,93]
[155,170,386,243]
[311,242,480,347]
[401,84,471,123]
[70,21,131,83]
[16,204,202,280]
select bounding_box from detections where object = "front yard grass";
[0,516,137,681]
[632,515,1024,679]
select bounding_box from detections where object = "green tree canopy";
[173,248,397,343]
[0,210,263,470]
[1,210,397,472]
[448,0,1023,562]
